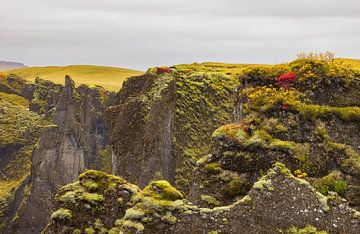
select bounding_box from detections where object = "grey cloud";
[0,0,359,70]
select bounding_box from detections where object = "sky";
[1,0,359,70]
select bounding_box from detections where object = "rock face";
[0,75,115,233]
[105,67,238,190]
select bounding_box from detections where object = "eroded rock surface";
[1,75,115,233]
[105,67,238,190]
[44,164,360,233]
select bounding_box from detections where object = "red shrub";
[276,72,296,90]
[157,66,171,74]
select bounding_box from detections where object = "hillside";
[3,65,144,91]
[0,61,27,71]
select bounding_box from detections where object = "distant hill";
[334,58,360,71]
[3,65,144,91]
[0,61,27,71]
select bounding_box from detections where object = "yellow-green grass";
[334,58,360,71]
[173,62,271,76]
[0,92,29,107]
[4,65,144,91]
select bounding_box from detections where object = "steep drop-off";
[0,74,115,233]
[105,65,240,191]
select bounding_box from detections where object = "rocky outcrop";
[105,68,238,191]
[6,76,115,233]
[185,60,360,210]
[43,170,140,234]
[44,164,360,233]
[0,74,35,100]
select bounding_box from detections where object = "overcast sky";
[1,0,359,70]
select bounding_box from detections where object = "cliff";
[0,74,115,233]
[105,65,239,191]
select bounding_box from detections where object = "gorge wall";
[0,75,115,233]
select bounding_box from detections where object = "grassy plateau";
[3,65,144,91]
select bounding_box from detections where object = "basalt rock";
[105,68,238,191]
[7,76,115,233]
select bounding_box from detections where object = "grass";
[3,65,144,91]
[334,58,360,71]
[173,62,271,76]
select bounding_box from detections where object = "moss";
[225,177,246,198]
[80,192,104,205]
[204,163,223,173]
[315,192,330,212]
[124,208,145,220]
[286,224,328,234]
[50,208,72,220]
[315,122,331,141]
[174,71,239,192]
[142,180,183,201]
[122,220,145,231]
[108,227,121,234]
[196,154,212,166]
[252,178,274,192]
[261,118,288,133]
[59,191,76,204]
[161,211,178,224]
[243,85,360,123]
[212,124,249,141]
[208,231,219,234]
[353,211,360,219]
[294,104,360,122]
[312,171,347,196]
[201,195,221,206]
[85,227,95,234]
[72,229,81,234]
[243,129,272,148]
[141,217,153,223]
[82,181,100,191]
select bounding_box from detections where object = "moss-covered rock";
[43,170,140,233]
